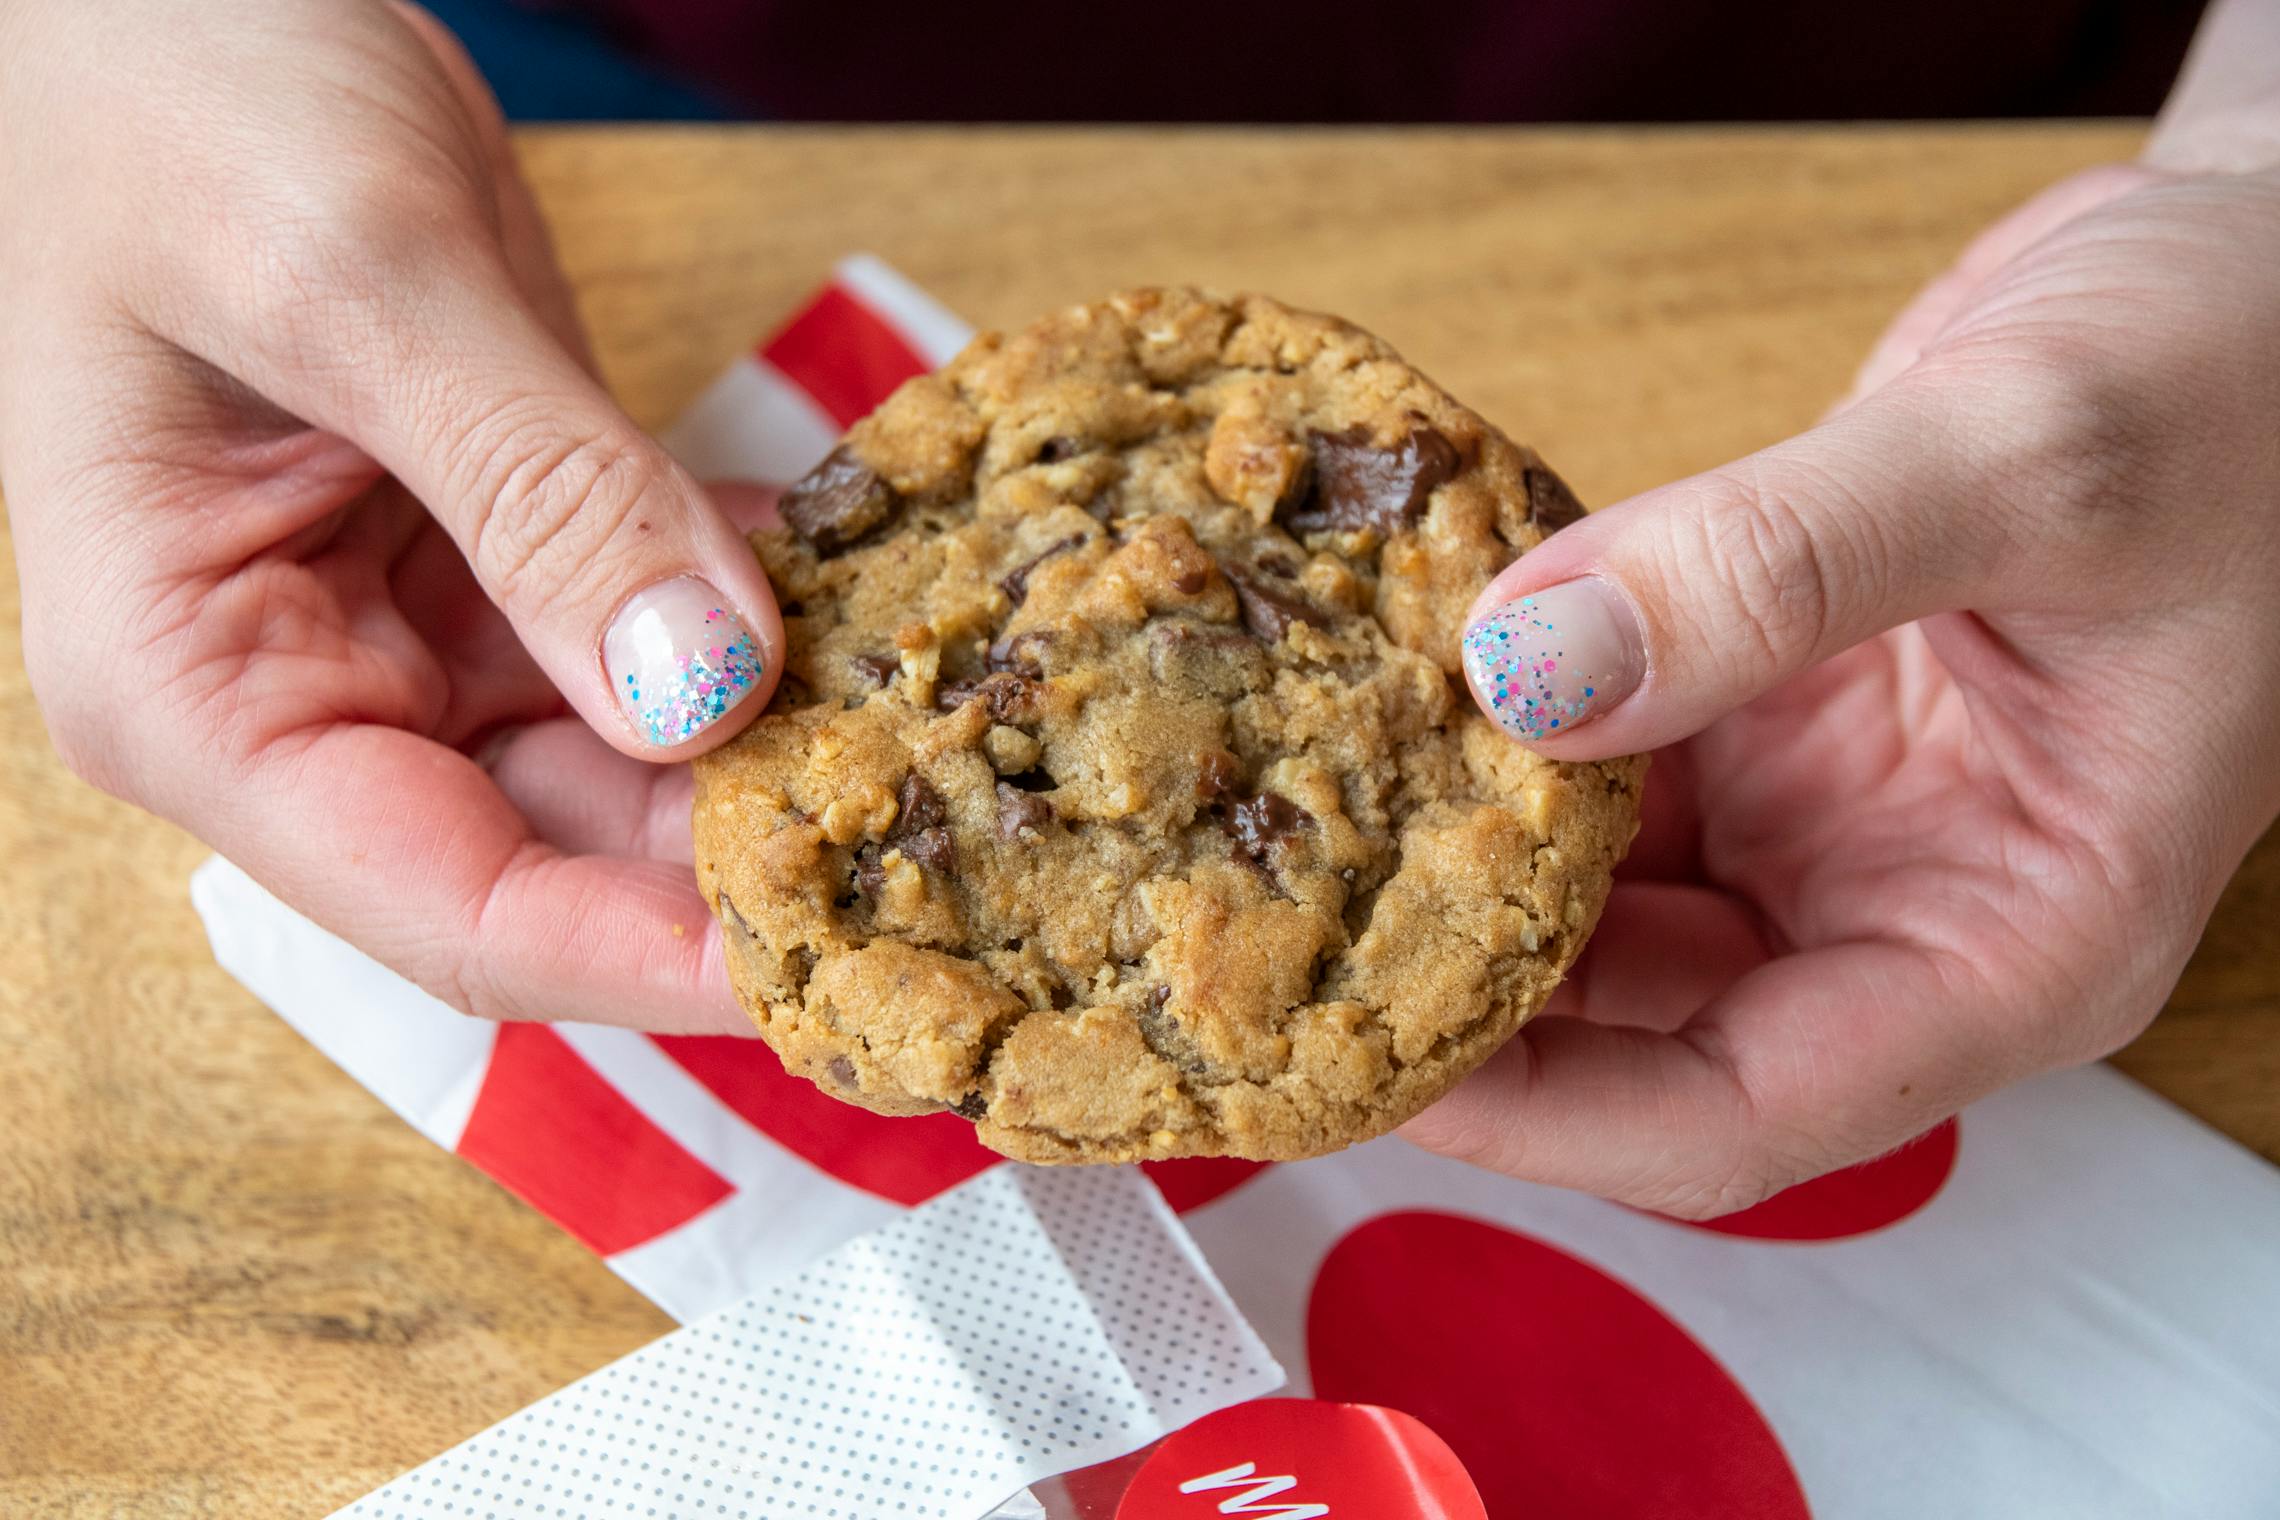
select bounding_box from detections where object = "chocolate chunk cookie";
[692,289,1642,1163]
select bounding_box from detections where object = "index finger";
[218,719,748,1034]
[1400,918,2005,1218]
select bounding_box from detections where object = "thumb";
[1460,381,2000,757]
[389,320,785,759]
[237,244,784,761]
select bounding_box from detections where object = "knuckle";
[238,170,481,362]
[435,957,516,1025]
[456,412,668,607]
[1668,468,1842,681]
[1959,340,2164,545]
[1630,1147,1795,1221]
[411,881,521,1025]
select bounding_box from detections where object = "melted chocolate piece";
[1279,425,1462,538]
[1525,464,1587,533]
[1194,750,1242,801]
[850,652,899,688]
[780,446,902,554]
[935,672,1040,723]
[995,781,1054,841]
[1274,452,1317,518]
[826,1056,858,1089]
[852,843,885,898]
[1171,563,1210,596]
[1136,986,1210,1075]
[898,826,955,874]
[998,534,1089,606]
[1254,551,1300,578]
[1224,564,1328,644]
[987,630,1053,677]
[1224,790,1312,868]
[896,773,946,834]
[851,773,955,893]
[952,1091,989,1120]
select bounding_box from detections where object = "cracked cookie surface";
[692,289,1643,1162]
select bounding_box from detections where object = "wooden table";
[3,125,2274,1517]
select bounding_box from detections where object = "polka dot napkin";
[336,1165,1283,1520]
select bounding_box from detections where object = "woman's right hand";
[1,0,785,1030]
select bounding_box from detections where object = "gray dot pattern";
[338,1166,1281,1520]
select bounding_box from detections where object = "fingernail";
[604,576,766,747]
[1461,577,1644,743]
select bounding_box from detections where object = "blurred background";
[424,0,2208,124]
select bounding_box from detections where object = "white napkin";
[337,1166,1281,1519]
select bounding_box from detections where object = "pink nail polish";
[604,576,765,747]
[1461,577,1644,743]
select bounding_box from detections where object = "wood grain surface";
[3,125,2273,1517]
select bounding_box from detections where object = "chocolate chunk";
[1274,452,1317,518]
[1224,564,1328,644]
[1224,790,1311,867]
[1036,436,1083,464]
[935,671,1039,723]
[899,825,955,875]
[1254,551,1299,578]
[1278,425,1461,538]
[850,652,899,688]
[780,446,902,554]
[826,1056,858,1089]
[999,534,1089,606]
[1171,563,1211,596]
[952,1091,989,1120]
[996,781,1053,841]
[1525,464,1587,533]
[850,773,955,888]
[1194,750,1242,801]
[852,844,885,898]
[984,676,1041,723]
[987,630,1053,677]
[1137,986,1209,1075]
[895,773,946,834]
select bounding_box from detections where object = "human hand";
[1,1,784,1030]
[1408,23,2280,1214]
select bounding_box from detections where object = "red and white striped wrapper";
[195,257,2280,1518]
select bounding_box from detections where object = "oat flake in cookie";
[692,289,1643,1163]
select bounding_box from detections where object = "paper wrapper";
[196,257,2280,1517]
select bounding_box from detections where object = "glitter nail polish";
[1460,577,1643,743]
[604,576,766,747]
